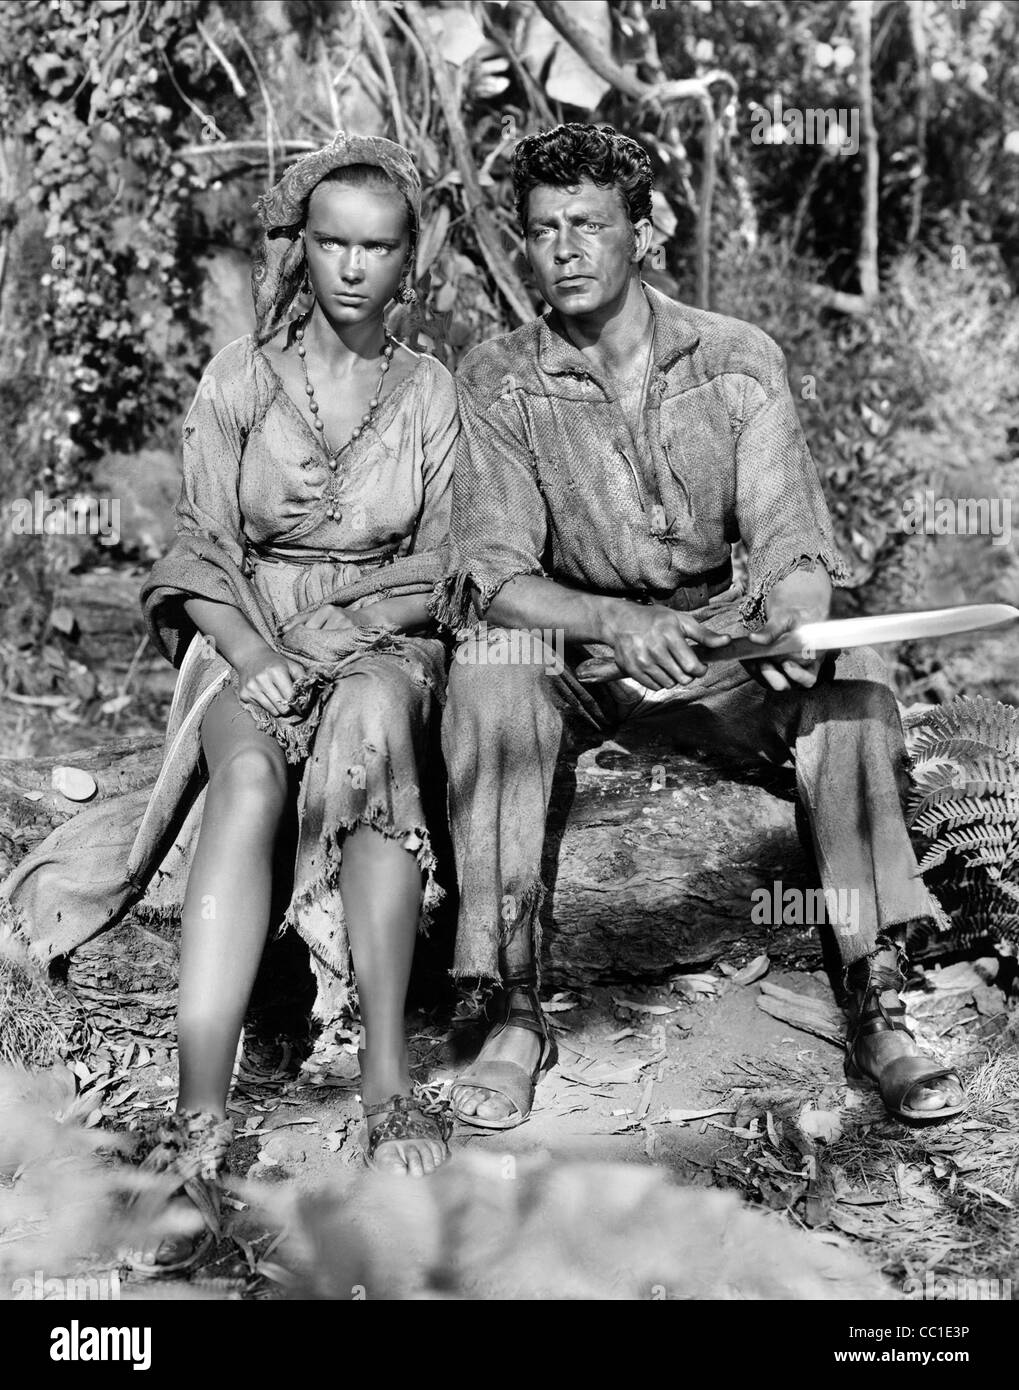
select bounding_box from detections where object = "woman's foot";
[453,988,544,1123]
[125,1110,233,1276]
[360,1058,449,1177]
[846,945,964,1118]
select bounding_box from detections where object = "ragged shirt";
[440,282,851,631]
[144,333,458,666]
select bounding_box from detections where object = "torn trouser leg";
[441,626,607,982]
[629,639,936,969]
[767,645,936,967]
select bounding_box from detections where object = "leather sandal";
[361,1093,451,1173]
[124,1110,234,1277]
[845,949,965,1123]
[449,980,559,1131]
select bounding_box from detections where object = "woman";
[126,132,459,1269]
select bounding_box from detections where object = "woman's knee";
[207,742,289,814]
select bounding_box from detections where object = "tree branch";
[357,0,408,147]
[402,1,534,324]
[852,0,880,303]
[906,0,929,245]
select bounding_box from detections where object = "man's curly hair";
[512,123,654,233]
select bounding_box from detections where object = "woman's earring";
[301,267,312,296]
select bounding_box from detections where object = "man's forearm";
[483,574,635,645]
[764,566,833,625]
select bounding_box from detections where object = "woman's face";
[303,180,410,323]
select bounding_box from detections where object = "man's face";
[523,179,652,317]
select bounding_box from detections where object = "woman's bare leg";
[340,826,447,1176]
[176,686,290,1118]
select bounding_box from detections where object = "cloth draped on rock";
[1,333,458,988]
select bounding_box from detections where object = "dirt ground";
[2,560,1018,1301]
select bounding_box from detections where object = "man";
[436,123,963,1129]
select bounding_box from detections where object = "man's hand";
[745,566,833,692]
[602,601,731,691]
[235,644,306,716]
[743,609,824,690]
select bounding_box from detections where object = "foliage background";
[1,0,1017,746]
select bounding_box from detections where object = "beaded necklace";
[295,320,395,468]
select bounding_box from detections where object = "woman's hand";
[349,598,404,631]
[235,643,306,716]
[297,604,358,632]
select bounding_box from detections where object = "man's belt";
[632,556,735,611]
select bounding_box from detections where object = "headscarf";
[250,131,422,345]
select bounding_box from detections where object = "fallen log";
[0,736,163,877]
[1,728,821,1005]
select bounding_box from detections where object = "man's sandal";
[123,1111,234,1277]
[845,953,965,1123]
[449,981,559,1131]
[361,1093,452,1173]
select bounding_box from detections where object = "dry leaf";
[799,1108,843,1143]
[655,1106,735,1125]
[606,1028,636,1044]
[49,606,77,634]
[613,998,677,1016]
[100,694,132,715]
[669,974,720,1001]
[732,954,771,986]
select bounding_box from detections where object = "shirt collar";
[537,281,701,379]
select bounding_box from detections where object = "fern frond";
[916,825,1016,875]
[910,795,1019,836]
[904,698,1019,759]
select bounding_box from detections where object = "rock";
[258,1130,313,1168]
[542,732,817,987]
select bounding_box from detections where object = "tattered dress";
[2,335,458,990]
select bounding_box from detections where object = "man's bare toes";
[453,1087,478,1114]
[910,1080,962,1112]
[476,1094,515,1120]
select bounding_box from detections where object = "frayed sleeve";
[411,360,459,558]
[172,340,252,567]
[141,338,255,661]
[734,335,852,630]
[430,369,548,633]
